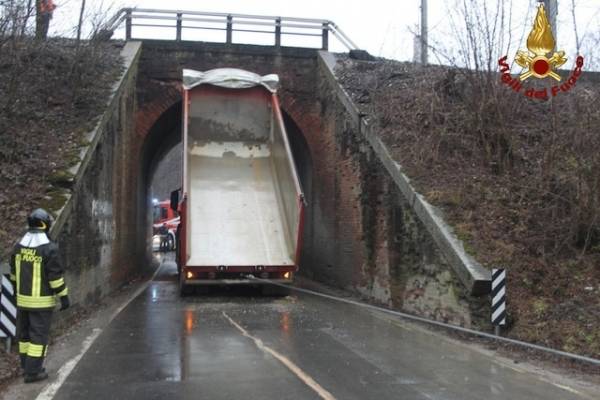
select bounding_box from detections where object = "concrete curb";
[50,41,143,239]
[317,51,491,295]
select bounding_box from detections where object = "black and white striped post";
[0,274,17,352]
[491,268,507,336]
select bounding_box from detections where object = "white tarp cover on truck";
[182,68,279,92]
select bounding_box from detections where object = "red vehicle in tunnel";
[152,200,180,251]
[171,68,305,295]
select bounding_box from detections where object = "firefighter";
[158,223,169,252]
[8,208,69,383]
[37,0,57,39]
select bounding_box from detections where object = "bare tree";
[34,0,42,38]
[570,0,581,55]
[76,0,86,42]
[403,0,600,258]
[20,0,33,36]
[1,0,44,112]
[67,0,118,103]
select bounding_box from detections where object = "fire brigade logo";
[515,4,566,81]
[498,3,584,99]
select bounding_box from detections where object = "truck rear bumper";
[184,278,292,285]
[181,265,295,285]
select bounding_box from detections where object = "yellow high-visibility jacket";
[9,230,68,310]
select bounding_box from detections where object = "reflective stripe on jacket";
[9,231,68,310]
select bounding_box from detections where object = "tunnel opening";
[140,101,182,262]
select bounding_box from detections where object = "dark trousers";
[18,309,53,375]
[160,235,169,251]
[40,13,52,39]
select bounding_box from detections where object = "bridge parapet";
[105,8,357,51]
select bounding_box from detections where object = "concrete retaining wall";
[0,43,145,333]
[50,42,144,311]
[309,51,490,326]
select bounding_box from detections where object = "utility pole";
[420,0,428,64]
[542,0,558,43]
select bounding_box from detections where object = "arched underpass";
[141,98,315,271]
[141,101,182,255]
[50,39,486,324]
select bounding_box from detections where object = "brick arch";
[135,82,182,139]
[278,94,322,159]
[136,82,321,162]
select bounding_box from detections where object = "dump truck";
[172,68,305,295]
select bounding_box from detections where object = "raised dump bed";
[173,68,304,294]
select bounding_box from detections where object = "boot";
[24,371,48,384]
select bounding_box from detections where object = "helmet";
[27,208,52,232]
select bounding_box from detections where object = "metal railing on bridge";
[105,8,358,51]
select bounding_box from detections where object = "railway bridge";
[47,8,487,316]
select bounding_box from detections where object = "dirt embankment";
[337,56,600,358]
[0,38,123,386]
[0,39,123,261]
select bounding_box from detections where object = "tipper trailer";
[172,68,305,295]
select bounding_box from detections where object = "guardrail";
[105,8,358,51]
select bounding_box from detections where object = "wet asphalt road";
[51,257,593,400]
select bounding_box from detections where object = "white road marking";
[35,263,164,400]
[34,329,102,400]
[552,383,585,396]
[222,311,337,400]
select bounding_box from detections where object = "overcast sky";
[49,0,600,68]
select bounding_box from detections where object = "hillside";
[337,56,600,358]
[0,39,123,261]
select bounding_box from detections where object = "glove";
[59,295,70,311]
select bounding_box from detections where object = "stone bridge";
[49,34,490,329]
